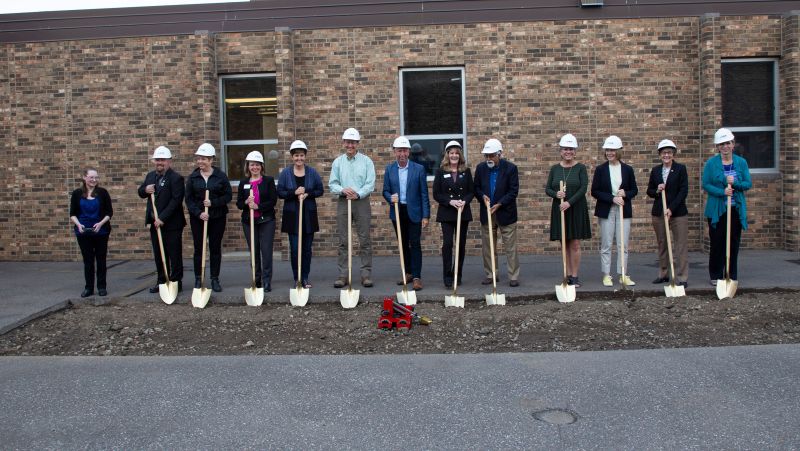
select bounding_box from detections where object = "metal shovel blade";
[664,283,685,298]
[244,286,264,307]
[444,295,465,308]
[397,289,417,306]
[485,291,506,306]
[191,287,211,309]
[716,279,737,300]
[555,282,575,304]
[339,288,359,309]
[159,281,178,305]
[290,286,309,307]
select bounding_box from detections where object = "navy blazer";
[277,166,325,234]
[590,161,638,219]
[137,168,186,231]
[474,159,519,226]
[646,162,689,217]
[382,160,430,223]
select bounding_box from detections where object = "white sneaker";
[619,275,636,286]
[602,275,613,287]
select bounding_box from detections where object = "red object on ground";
[377,297,413,330]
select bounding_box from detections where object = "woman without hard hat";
[69,167,114,297]
[646,139,689,287]
[185,143,232,292]
[237,150,278,291]
[277,140,325,288]
[590,135,638,287]
[702,128,752,286]
[545,134,591,288]
[432,140,474,288]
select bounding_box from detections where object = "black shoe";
[149,285,160,294]
[509,280,519,287]
[652,276,670,284]
[678,281,688,288]
[255,280,263,289]
[98,288,107,297]
[81,289,93,298]
[177,281,183,293]
[211,278,222,292]
[481,277,493,285]
[444,279,454,288]
[265,284,272,292]
[194,278,202,289]
[568,276,581,288]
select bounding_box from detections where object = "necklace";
[561,163,575,186]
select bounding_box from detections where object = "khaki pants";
[481,219,519,281]
[651,214,688,282]
[336,197,372,279]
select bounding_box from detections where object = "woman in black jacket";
[237,150,278,292]
[185,143,232,292]
[432,141,474,288]
[69,167,113,297]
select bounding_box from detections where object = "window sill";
[750,171,781,181]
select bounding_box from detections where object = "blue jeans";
[392,203,423,279]
[288,232,314,283]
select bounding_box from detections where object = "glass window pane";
[225,143,281,181]
[409,138,462,176]
[402,70,463,135]
[722,62,774,127]
[223,77,278,140]
[733,131,774,170]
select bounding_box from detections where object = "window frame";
[219,73,279,185]
[721,57,779,173]
[398,66,467,180]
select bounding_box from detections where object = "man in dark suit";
[474,138,520,287]
[383,136,430,290]
[138,145,186,294]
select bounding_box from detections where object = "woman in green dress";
[546,133,592,287]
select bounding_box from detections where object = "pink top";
[250,177,262,218]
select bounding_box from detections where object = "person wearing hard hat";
[432,140,474,288]
[329,127,376,288]
[474,138,520,287]
[137,145,186,294]
[383,136,431,290]
[277,140,325,288]
[702,128,752,286]
[590,135,638,287]
[185,143,232,292]
[545,134,591,288]
[236,150,278,291]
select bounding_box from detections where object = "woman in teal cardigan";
[702,128,752,285]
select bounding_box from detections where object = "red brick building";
[0,1,798,261]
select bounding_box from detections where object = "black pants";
[190,216,226,280]
[441,220,469,284]
[391,204,423,279]
[243,218,275,287]
[76,233,109,290]
[150,226,183,284]
[708,207,742,280]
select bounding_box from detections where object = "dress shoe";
[678,281,688,287]
[177,281,183,292]
[509,279,519,287]
[194,278,202,289]
[211,278,222,292]
[334,278,347,288]
[81,289,93,298]
[397,273,413,285]
[652,276,669,284]
[265,284,272,292]
[361,277,374,288]
[568,276,581,288]
[98,288,108,297]
[149,285,160,294]
[444,279,454,288]
[481,277,493,285]
[412,278,423,291]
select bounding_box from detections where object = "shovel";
[290,196,309,307]
[191,190,212,308]
[661,190,685,297]
[339,198,359,309]
[618,203,629,290]
[150,193,178,304]
[716,185,738,300]
[484,198,505,306]
[444,206,465,308]
[244,187,264,306]
[393,200,417,305]
[555,181,576,303]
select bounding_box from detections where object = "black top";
[236,176,278,223]
[432,167,474,223]
[646,162,689,217]
[473,159,519,226]
[137,168,186,230]
[590,161,638,219]
[69,186,113,233]
[185,166,233,220]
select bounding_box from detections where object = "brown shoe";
[509,279,519,287]
[481,277,493,285]
[412,278,423,291]
[333,278,347,288]
[361,277,373,288]
[397,273,412,285]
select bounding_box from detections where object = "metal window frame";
[721,58,779,173]
[219,73,279,185]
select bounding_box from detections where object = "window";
[399,67,466,176]
[220,74,279,182]
[721,58,778,172]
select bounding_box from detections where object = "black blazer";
[69,187,113,233]
[474,159,519,226]
[432,167,474,223]
[590,161,638,219]
[185,167,233,220]
[137,168,186,230]
[236,176,278,223]
[277,166,325,234]
[646,162,689,217]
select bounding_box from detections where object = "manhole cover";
[531,408,578,425]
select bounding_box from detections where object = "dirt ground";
[2,289,799,356]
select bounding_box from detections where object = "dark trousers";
[391,204,423,279]
[243,218,275,287]
[288,233,314,283]
[190,216,226,280]
[441,220,469,284]
[708,207,742,280]
[150,226,183,283]
[76,233,109,290]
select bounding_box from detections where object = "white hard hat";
[392,136,411,149]
[445,140,462,150]
[559,134,578,149]
[289,140,308,152]
[245,151,264,163]
[714,128,734,145]
[195,143,216,157]
[342,128,361,141]
[151,145,172,159]
[602,135,623,150]
[657,139,677,152]
[482,138,503,154]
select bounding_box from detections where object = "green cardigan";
[702,153,751,230]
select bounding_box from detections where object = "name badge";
[443,174,451,179]
[243,184,251,190]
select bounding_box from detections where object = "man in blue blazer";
[474,138,520,286]
[383,136,430,290]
